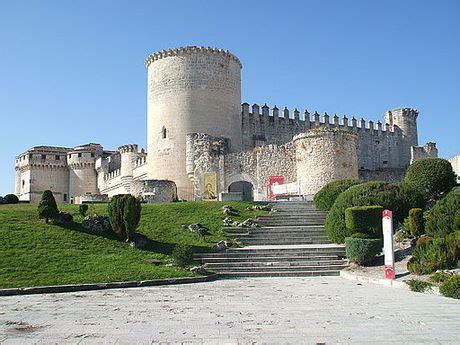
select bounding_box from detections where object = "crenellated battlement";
[118,144,138,153]
[145,46,242,69]
[104,168,121,180]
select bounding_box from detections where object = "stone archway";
[228,181,254,201]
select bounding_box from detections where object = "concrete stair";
[194,201,347,277]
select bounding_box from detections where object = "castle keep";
[15,46,437,203]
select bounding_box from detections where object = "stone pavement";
[0,277,459,344]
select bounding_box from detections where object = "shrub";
[37,190,59,223]
[107,194,142,241]
[313,179,362,211]
[446,231,460,263]
[3,194,19,204]
[0,196,4,204]
[345,237,382,265]
[345,205,383,238]
[430,272,452,283]
[425,187,460,238]
[326,181,424,243]
[406,279,433,293]
[439,275,460,299]
[403,208,425,237]
[79,204,89,217]
[350,232,373,239]
[416,235,433,248]
[455,211,460,231]
[407,238,456,275]
[172,243,194,268]
[405,158,456,202]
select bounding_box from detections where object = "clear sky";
[1,0,459,195]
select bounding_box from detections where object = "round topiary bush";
[405,158,456,202]
[3,194,19,204]
[439,275,460,299]
[313,179,362,211]
[425,187,460,238]
[0,196,5,204]
[345,237,382,265]
[403,208,425,238]
[172,243,194,268]
[325,181,424,243]
[345,205,383,238]
[79,204,89,217]
[38,190,59,223]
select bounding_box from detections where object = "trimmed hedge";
[326,181,424,243]
[345,237,382,265]
[439,275,460,299]
[404,208,424,238]
[313,180,362,211]
[405,158,456,202]
[407,237,456,275]
[345,205,383,238]
[425,187,460,238]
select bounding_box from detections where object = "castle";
[15,46,438,203]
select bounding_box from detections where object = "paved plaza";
[0,277,459,343]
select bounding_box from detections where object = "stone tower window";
[162,127,167,139]
[78,153,82,158]
[55,155,60,160]
[91,153,95,158]
[41,154,46,159]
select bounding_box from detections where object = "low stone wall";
[77,194,109,204]
[358,169,405,182]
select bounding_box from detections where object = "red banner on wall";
[268,176,284,200]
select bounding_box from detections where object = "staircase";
[194,201,347,277]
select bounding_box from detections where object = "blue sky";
[0,0,459,195]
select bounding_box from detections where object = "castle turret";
[145,46,243,199]
[118,144,138,193]
[68,144,102,201]
[384,108,418,167]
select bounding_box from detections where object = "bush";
[403,208,425,237]
[37,190,59,223]
[407,238,456,275]
[350,232,373,239]
[425,187,460,238]
[345,205,383,238]
[3,194,19,204]
[345,237,382,265]
[430,272,452,283]
[79,204,89,217]
[107,194,142,241]
[406,279,433,293]
[455,211,460,231]
[439,275,460,299]
[446,231,460,263]
[0,196,4,204]
[172,243,194,268]
[57,211,73,224]
[416,235,433,248]
[405,158,456,202]
[326,181,424,243]
[313,180,362,211]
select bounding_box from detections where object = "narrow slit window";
[162,127,167,139]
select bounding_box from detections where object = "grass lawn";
[0,201,268,288]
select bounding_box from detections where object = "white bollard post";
[382,209,395,279]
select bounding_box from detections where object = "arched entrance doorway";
[228,181,254,201]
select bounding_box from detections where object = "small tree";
[38,190,59,223]
[4,194,19,204]
[107,194,141,241]
[405,158,456,202]
[79,204,89,217]
[404,208,425,237]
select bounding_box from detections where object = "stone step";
[217,270,342,277]
[257,221,325,226]
[194,255,341,262]
[194,249,345,258]
[204,260,345,268]
[209,264,346,272]
[225,225,326,233]
[239,239,330,246]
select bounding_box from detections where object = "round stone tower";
[384,108,418,167]
[294,129,359,196]
[118,144,138,193]
[68,144,102,201]
[145,46,242,199]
